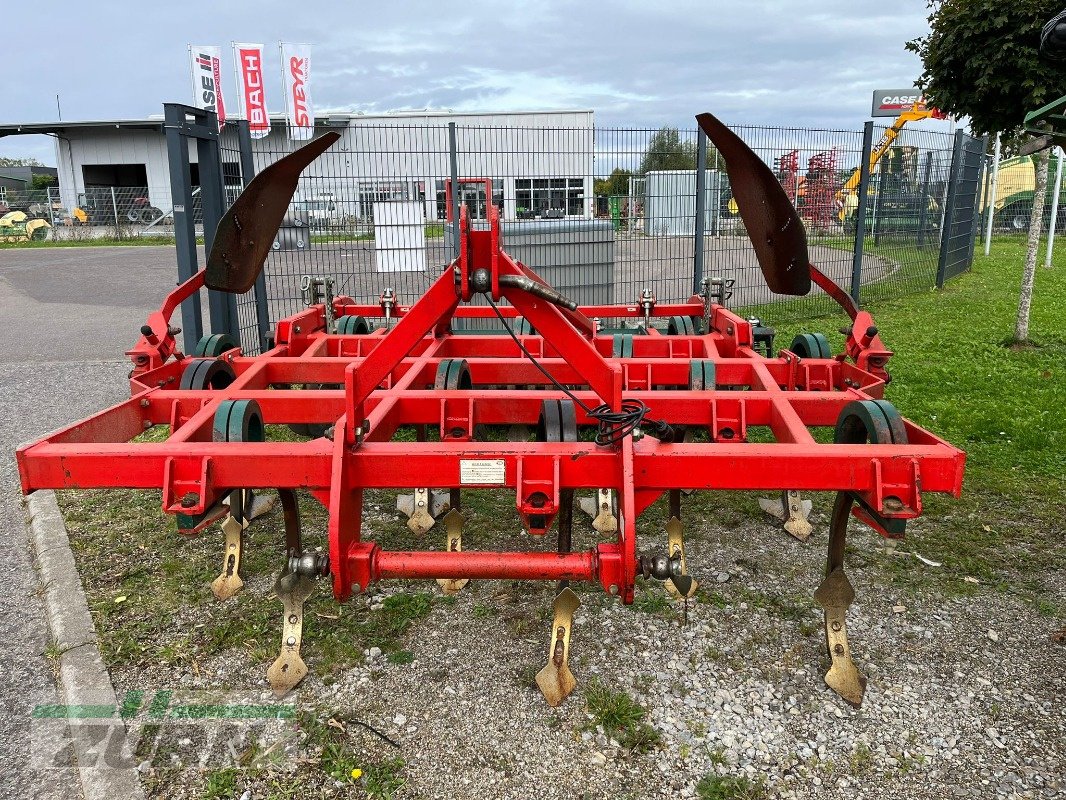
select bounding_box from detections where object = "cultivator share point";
[17,114,965,707]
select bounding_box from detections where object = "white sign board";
[374,202,426,273]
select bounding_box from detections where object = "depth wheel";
[336,315,371,335]
[834,399,907,446]
[213,398,265,444]
[790,333,832,359]
[435,359,473,390]
[179,358,236,391]
[193,333,239,357]
[666,315,696,335]
[688,359,716,391]
[536,399,578,443]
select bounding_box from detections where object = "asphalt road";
[0,245,208,798]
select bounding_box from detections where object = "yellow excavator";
[837,102,946,222]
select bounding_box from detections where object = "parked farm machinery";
[16,113,965,709]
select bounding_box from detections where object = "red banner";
[234,43,270,138]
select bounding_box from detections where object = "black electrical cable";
[485,296,673,446]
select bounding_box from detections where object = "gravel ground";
[83,495,1065,800]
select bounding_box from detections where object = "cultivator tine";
[813,492,867,707]
[664,516,698,600]
[398,488,451,535]
[210,509,246,601]
[578,488,618,534]
[266,571,316,697]
[536,587,580,706]
[759,490,814,541]
[814,568,866,706]
[436,509,469,595]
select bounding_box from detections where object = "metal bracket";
[301,275,336,333]
[266,571,316,697]
[759,489,814,541]
[436,509,469,595]
[536,587,580,706]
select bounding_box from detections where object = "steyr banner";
[280,43,314,140]
[234,42,271,138]
[188,46,226,129]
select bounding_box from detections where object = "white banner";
[280,43,314,140]
[233,42,271,138]
[188,45,226,129]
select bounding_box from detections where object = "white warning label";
[459,459,506,485]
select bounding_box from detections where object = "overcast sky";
[3,0,949,164]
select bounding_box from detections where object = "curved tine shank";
[206,131,342,294]
[695,112,811,297]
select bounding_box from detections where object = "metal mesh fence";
[189,119,988,351]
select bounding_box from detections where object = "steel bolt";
[180,493,199,508]
[608,584,618,595]
[834,643,845,655]
[286,636,297,647]
[140,399,150,408]
[288,614,298,625]
[352,583,362,594]
[831,620,842,632]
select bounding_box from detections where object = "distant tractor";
[981,151,1066,232]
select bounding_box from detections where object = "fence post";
[163,103,204,350]
[196,115,239,343]
[936,129,966,289]
[1045,147,1064,268]
[850,121,875,305]
[110,186,119,227]
[965,136,988,273]
[448,122,460,258]
[237,120,271,352]
[692,128,708,296]
[917,151,934,250]
[984,132,1002,256]
[871,160,884,246]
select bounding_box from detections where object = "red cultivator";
[16,113,964,707]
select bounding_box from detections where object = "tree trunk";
[1014,148,1051,342]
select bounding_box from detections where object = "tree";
[906,0,1062,342]
[638,127,698,174]
[0,157,44,167]
[594,168,633,197]
[31,174,57,190]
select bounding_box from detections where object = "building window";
[515,178,584,217]
[434,179,504,220]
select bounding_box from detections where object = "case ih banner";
[280,43,314,140]
[871,89,941,117]
[188,46,226,129]
[234,42,271,138]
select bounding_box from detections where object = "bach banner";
[280,43,313,140]
[233,42,271,138]
[188,45,226,129]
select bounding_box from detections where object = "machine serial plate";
[460,459,506,485]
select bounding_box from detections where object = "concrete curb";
[27,490,145,800]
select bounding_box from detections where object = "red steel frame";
[16,205,965,605]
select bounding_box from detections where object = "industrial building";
[0,109,595,225]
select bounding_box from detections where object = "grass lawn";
[765,237,1065,605]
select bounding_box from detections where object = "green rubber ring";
[834,399,895,445]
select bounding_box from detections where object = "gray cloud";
[2,0,941,163]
